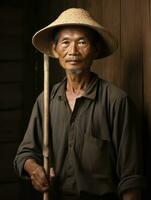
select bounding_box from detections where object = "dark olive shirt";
[14,73,144,197]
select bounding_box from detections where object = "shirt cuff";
[118,175,145,194]
[14,154,42,180]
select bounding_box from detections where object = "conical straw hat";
[32,8,118,59]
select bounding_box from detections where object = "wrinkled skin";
[24,159,55,192]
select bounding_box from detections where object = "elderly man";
[14,8,144,200]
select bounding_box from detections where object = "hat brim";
[32,23,118,59]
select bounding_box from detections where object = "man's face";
[53,26,97,74]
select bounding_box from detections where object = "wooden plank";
[0,83,23,110]
[76,0,121,87]
[0,6,24,22]
[120,0,143,108]
[0,182,21,199]
[143,1,151,130]
[76,0,91,9]
[0,36,25,60]
[0,181,41,200]
[0,3,38,200]
[0,1,24,7]
[0,142,19,181]
[61,0,77,9]
[0,110,23,142]
[94,0,121,87]
[0,6,25,36]
[0,62,25,82]
[143,0,151,199]
[0,24,24,36]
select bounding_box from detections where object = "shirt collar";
[82,73,100,100]
[51,72,100,101]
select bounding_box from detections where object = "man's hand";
[122,189,141,200]
[24,159,55,192]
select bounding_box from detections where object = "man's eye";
[78,40,87,46]
[79,41,85,44]
[62,41,69,46]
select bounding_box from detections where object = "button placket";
[66,107,78,181]
[63,98,82,192]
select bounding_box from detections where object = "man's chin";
[66,69,84,75]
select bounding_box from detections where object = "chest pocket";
[81,134,114,176]
[77,97,116,176]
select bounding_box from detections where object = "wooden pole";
[43,54,50,200]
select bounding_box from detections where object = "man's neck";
[66,70,92,94]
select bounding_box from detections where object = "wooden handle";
[43,54,50,200]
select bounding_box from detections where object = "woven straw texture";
[32,8,118,59]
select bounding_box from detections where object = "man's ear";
[52,43,59,58]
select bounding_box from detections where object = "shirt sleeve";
[13,93,44,179]
[112,95,145,194]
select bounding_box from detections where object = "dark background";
[0,0,151,199]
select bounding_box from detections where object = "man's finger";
[32,166,49,186]
[31,178,49,192]
[50,167,55,177]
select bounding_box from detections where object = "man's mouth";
[66,59,81,64]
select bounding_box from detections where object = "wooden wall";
[143,0,151,199]
[0,1,39,199]
[0,0,151,199]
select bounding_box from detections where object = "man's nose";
[69,42,79,55]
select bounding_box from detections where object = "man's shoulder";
[99,78,128,102]
[35,80,64,101]
[50,80,65,99]
[51,81,63,92]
